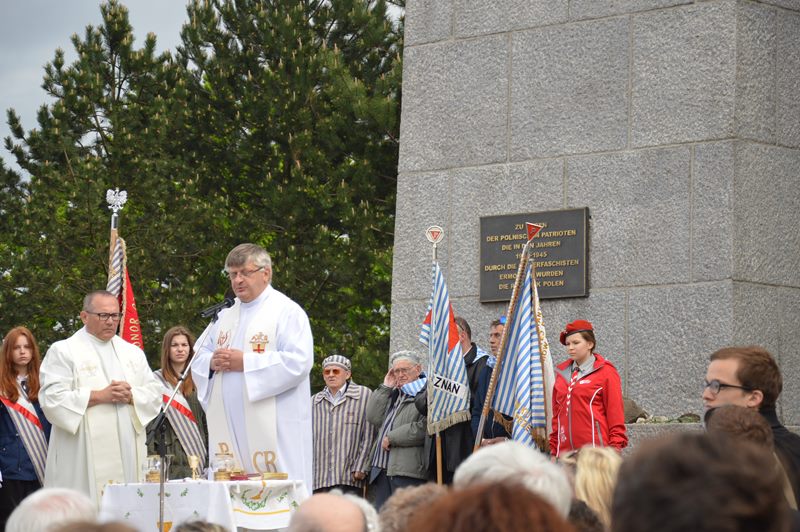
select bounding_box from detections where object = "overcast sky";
[0,0,190,173]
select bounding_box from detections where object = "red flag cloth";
[108,236,144,349]
[422,306,460,352]
[120,267,144,349]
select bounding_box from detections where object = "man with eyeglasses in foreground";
[703,345,800,507]
[192,243,314,489]
[311,355,374,494]
[39,290,162,505]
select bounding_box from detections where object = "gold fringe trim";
[427,409,471,435]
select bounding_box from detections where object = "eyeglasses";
[323,368,343,376]
[86,311,123,322]
[392,366,416,376]
[703,379,753,396]
[224,267,264,280]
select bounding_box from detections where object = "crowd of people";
[1,242,799,531]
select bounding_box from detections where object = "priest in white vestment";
[193,243,314,490]
[39,290,162,506]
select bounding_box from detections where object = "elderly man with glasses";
[192,242,314,490]
[311,355,375,495]
[39,290,162,505]
[366,350,427,509]
[703,345,800,507]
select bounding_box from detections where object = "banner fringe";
[427,409,471,436]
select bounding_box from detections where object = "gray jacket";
[366,384,427,480]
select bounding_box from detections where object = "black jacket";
[762,407,800,508]
[416,344,489,479]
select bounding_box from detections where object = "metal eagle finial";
[106,188,128,214]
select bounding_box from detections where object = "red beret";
[559,319,594,345]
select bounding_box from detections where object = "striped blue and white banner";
[491,259,552,449]
[107,236,124,296]
[420,262,471,434]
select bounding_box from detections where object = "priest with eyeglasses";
[39,290,162,505]
[192,243,314,490]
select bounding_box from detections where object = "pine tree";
[1,1,225,357]
[0,0,402,389]
[180,0,402,388]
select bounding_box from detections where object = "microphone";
[199,297,235,318]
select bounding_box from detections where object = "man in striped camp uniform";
[311,355,375,494]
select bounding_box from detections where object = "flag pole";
[529,254,551,452]
[425,226,444,485]
[473,224,542,452]
[106,188,126,272]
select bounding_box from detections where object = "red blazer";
[549,353,627,457]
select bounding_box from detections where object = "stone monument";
[391,0,800,423]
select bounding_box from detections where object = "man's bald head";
[288,493,366,532]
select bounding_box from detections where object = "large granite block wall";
[392,0,800,422]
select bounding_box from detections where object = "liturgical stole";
[207,300,280,474]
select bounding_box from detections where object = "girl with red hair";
[0,326,51,528]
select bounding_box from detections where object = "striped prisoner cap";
[322,354,351,371]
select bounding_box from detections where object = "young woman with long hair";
[0,326,51,528]
[146,326,208,479]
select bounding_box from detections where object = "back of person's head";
[379,483,447,532]
[288,490,375,532]
[568,499,604,532]
[710,346,782,409]
[171,520,230,532]
[705,404,774,449]
[568,446,622,530]
[612,433,788,532]
[454,317,471,339]
[56,522,136,532]
[453,440,571,517]
[406,481,573,532]
[6,488,96,532]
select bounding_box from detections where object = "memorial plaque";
[480,208,589,301]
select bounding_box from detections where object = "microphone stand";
[154,305,225,532]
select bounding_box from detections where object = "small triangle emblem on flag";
[426,226,444,244]
[526,223,543,241]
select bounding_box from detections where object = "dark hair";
[572,330,597,352]
[406,481,573,532]
[1,326,42,402]
[379,483,447,532]
[82,290,117,311]
[454,317,471,339]
[710,346,782,409]
[568,499,604,532]
[171,520,229,532]
[612,433,788,532]
[704,405,773,450]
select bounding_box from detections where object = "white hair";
[453,440,572,517]
[388,350,422,368]
[288,490,379,532]
[340,492,380,532]
[5,488,97,532]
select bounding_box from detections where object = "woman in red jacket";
[550,320,627,458]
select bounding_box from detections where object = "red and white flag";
[107,236,144,349]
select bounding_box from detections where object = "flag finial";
[106,188,128,214]
[425,225,444,244]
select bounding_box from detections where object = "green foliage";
[0,0,401,391]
